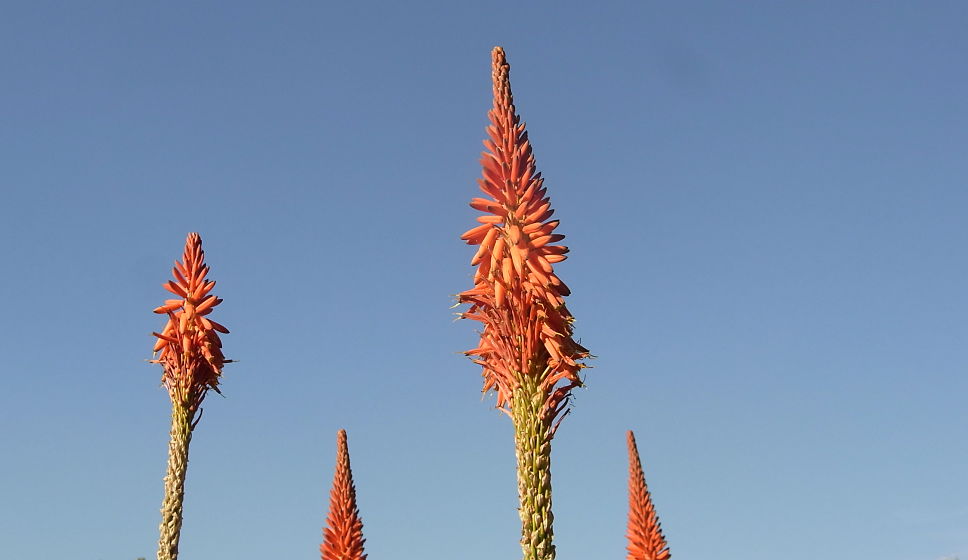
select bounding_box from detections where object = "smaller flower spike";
[151,232,229,416]
[321,430,367,560]
[626,431,670,560]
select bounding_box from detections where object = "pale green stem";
[513,375,556,560]
[157,402,193,560]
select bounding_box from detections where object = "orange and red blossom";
[459,46,589,425]
[151,233,228,413]
[626,431,670,560]
[321,430,367,560]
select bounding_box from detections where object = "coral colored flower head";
[151,233,229,413]
[459,47,589,427]
[626,431,670,560]
[321,429,367,560]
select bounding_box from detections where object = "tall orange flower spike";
[151,232,229,416]
[152,233,229,560]
[459,46,589,428]
[321,430,367,560]
[626,431,670,560]
[459,46,589,560]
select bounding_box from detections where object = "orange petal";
[531,235,552,248]
[495,282,506,308]
[509,225,521,246]
[460,223,491,243]
[195,295,219,314]
[510,245,524,276]
[163,281,187,297]
[523,222,543,235]
[469,197,499,213]
[471,227,499,266]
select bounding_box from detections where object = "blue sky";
[1,2,967,559]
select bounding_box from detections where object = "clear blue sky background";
[1,2,966,559]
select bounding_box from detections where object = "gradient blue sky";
[2,2,967,559]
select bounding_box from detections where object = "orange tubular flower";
[626,431,670,560]
[152,232,229,416]
[458,46,589,429]
[321,430,367,560]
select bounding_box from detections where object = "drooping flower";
[151,232,229,416]
[626,431,670,560]
[458,47,589,560]
[321,429,367,560]
[458,46,589,429]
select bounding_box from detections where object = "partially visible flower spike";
[626,431,670,560]
[321,429,367,560]
[152,233,230,560]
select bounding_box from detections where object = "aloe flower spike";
[626,431,670,560]
[151,233,229,560]
[321,429,367,560]
[459,47,590,560]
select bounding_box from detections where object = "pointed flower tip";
[490,47,511,107]
[627,430,643,474]
[626,430,670,560]
[322,428,366,560]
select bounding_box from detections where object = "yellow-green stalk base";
[513,376,556,560]
[157,403,193,560]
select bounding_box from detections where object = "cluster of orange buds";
[459,47,589,424]
[626,431,671,560]
[321,430,367,560]
[151,233,229,413]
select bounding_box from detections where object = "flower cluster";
[459,47,589,425]
[321,430,367,560]
[626,431,670,560]
[152,233,228,413]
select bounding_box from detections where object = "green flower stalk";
[459,47,590,560]
[150,233,229,560]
